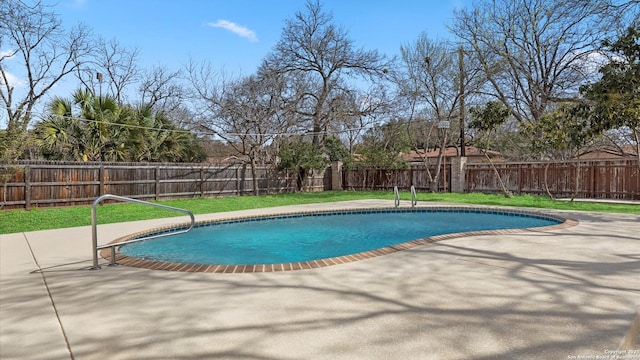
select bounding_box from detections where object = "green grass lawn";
[1,191,638,234]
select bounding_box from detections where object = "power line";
[2,106,387,138]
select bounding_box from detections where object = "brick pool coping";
[100,206,579,273]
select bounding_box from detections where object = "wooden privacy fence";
[342,158,639,200]
[465,159,639,200]
[342,166,451,192]
[2,158,638,210]
[0,161,330,210]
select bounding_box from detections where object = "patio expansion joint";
[22,232,76,360]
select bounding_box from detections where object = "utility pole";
[458,46,466,157]
[97,72,103,161]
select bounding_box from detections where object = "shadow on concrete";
[3,244,638,359]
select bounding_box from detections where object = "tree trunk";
[570,161,581,201]
[296,168,308,192]
[0,179,8,210]
[250,156,259,196]
[429,129,448,192]
[484,152,511,198]
[543,161,555,200]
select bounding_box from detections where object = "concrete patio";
[1,200,639,359]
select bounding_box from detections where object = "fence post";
[518,164,523,195]
[155,165,160,200]
[365,169,369,190]
[591,165,596,198]
[99,164,105,196]
[200,166,205,198]
[330,161,342,190]
[236,167,240,195]
[24,165,31,210]
[450,157,467,193]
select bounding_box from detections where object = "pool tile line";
[98,206,578,273]
[132,206,564,239]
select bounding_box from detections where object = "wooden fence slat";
[24,166,31,211]
[155,165,160,201]
[99,165,105,196]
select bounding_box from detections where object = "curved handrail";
[411,185,417,207]
[394,186,400,207]
[91,194,195,269]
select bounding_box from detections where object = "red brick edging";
[100,207,578,273]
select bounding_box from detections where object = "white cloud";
[0,71,24,89]
[451,0,465,10]
[576,51,619,75]
[1,49,16,60]
[1,49,23,88]
[68,0,87,9]
[207,20,258,43]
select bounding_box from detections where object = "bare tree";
[397,33,481,190]
[260,0,392,146]
[322,84,392,153]
[605,0,640,30]
[187,61,291,194]
[450,0,611,127]
[139,65,184,114]
[76,37,140,105]
[1,0,92,161]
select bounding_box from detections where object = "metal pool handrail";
[394,186,417,208]
[91,194,195,270]
[411,185,417,207]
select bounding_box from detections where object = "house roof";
[577,145,638,160]
[206,155,247,164]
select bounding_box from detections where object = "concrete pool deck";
[1,200,639,359]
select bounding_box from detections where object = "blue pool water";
[119,209,561,265]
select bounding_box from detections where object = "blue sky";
[51,0,468,75]
[1,0,469,127]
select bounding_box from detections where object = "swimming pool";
[109,207,574,272]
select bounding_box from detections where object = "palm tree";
[129,107,203,162]
[36,97,83,160]
[35,89,206,162]
[72,88,120,161]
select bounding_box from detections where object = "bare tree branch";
[450,0,612,125]
[260,0,392,146]
[139,65,184,114]
[1,0,92,161]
